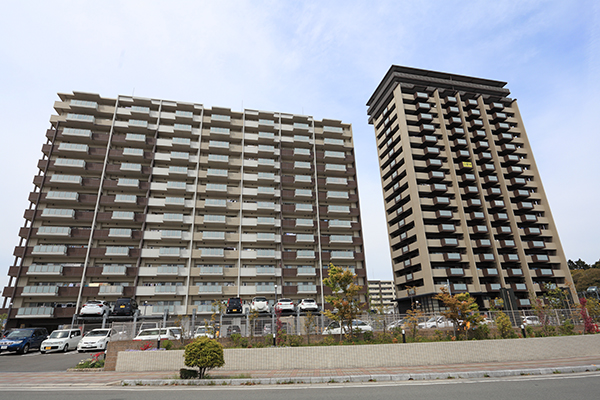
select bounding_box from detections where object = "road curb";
[120,364,600,386]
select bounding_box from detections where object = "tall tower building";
[1,92,367,330]
[366,66,575,314]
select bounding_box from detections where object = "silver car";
[41,329,82,353]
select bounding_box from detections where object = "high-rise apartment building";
[367,280,396,312]
[1,92,366,330]
[366,66,575,314]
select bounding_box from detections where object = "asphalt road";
[1,372,600,398]
[0,349,90,372]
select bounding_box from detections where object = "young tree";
[323,263,363,338]
[435,288,483,339]
[183,337,225,379]
[304,310,316,345]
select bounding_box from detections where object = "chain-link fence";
[102,308,586,341]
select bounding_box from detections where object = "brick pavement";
[0,355,599,387]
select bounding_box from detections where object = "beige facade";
[2,92,366,329]
[366,66,576,313]
[368,280,396,312]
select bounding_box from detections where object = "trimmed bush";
[180,368,199,379]
[184,337,225,379]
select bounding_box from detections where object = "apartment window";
[117,178,139,187]
[294,148,311,156]
[125,133,146,142]
[259,119,275,125]
[172,137,191,145]
[169,166,188,175]
[50,174,82,184]
[37,226,71,236]
[257,217,275,224]
[258,172,275,180]
[106,246,129,256]
[325,163,346,171]
[328,205,350,213]
[164,213,184,221]
[258,158,275,166]
[208,154,229,162]
[323,126,344,133]
[167,181,187,190]
[175,110,193,117]
[296,234,315,242]
[258,131,274,138]
[329,220,351,227]
[159,247,181,256]
[121,163,142,172]
[131,105,150,113]
[174,123,192,131]
[258,144,275,151]
[210,127,230,134]
[257,232,275,240]
[54,158,86,168]
[257,186,275,194]
[46,191,78,200]
[327,191,349,199]
[295,203,313,211]
[204,215,226,223]
[128,119,148,127]
[201,248,224,256]
[162,230,183,239]
[257,202,275,209]
[324,138,344,145]
[331,251,354,258]
[330,235,353,243]
[70,99,97,108]
[297,250,315,258]
[294,175,312,183]
[58,143,88,152]
[207,169,228,177]
[209,140,229,149]
[294,161,311,169]
[62,128,92,138]
[211,114,230,122]
[324,151,345,158]
[295,189,312,196]
[123,148,144,156]
[171,151,189,160]
[109,228,132,238]
[67,113,95,122]
[165,197,185,205]
[296,219,314,226]
[112,211,135,220]
[115,194,137,203]
[257,249,276,257]
[206,183,227,192]
[41,208,75,218]
[326,177,347,185]
[205,199,226,207]
[294,135,310,142]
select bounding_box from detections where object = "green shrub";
[473,324,490,340]
[496,311,516,339]
[525,325,535,337]
[559,319,575,335]
[163,340,173,350]
[184,337,225,379]
[180,368,199,379]
[287,335,304,347]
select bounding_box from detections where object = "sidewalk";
[0,355,599,387]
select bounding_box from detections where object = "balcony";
[16,307,54,318]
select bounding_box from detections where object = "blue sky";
[0,1,598,294]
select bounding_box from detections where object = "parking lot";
[0,349,89,372]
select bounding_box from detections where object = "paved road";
[1,372,599,399]
[0,349,90,372]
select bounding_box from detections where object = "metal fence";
[103,307,588,341]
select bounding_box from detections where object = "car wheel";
[63,344,69,353]
[40,351,46,354]
[78,350,84,353]
[20,344,29,355]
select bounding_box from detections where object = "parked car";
[41,328,82,354]
[111,297,139,316]
[225,325,242,337]
[522,316,541,326]
[77,328,113,352]
[0,327,48,354]
[250,297,270,313]
[193,326,214,339]
[263,322,292,335]
[80,300,111,316]
[388,319,406,330]
[298,298,319,313]
[274,298,295,313]
[226,297,243,314]
[133,327,182,341]
[323,320,373,335]
[418,316,454,329]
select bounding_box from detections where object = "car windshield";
[303,299,315,303]
[5,329,34,339]
[85,303,101,307]
[253,297,267,302]
[279,299,291,303]
[49,331,70,339]
[86,330,110,337]
[138,329,167,336]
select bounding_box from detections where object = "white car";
[418,316,454,329]
[274,298,295,313]
[193,326,214,339]
[80,300,111,316]
[41,329,82,354]
[133,327,182,341]
[522,316,541,326]
[77,328,112,352]
[323,320,373,335]
[298,299,319,313]
[250,297,270,313]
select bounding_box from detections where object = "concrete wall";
[113,334,600,372]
